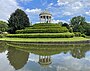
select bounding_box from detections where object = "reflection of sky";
[0,51,15,71]
[0,51,90,71]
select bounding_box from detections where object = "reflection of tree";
[71,45,90,59]
[0,42,7,53]
[7,47,29,70]
[71,47,85,59]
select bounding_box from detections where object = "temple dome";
[39,10,52,16]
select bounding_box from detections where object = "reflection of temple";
[38,55,52,67]
[39,10,52,23]
[7,47,29,70]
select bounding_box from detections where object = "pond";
[0,42,90,71]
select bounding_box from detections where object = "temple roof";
[39,10,52,16]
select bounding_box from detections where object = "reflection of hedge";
[16,23,68,33]
[7,43,90,56]
[0,34,3,38]
[6,33,74,38]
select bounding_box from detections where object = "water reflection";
[0,42,90,71]
[7,47,29,70]
[39,55,52,67]
[70,45,90,59]
[0,42,7,53]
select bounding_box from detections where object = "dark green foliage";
[0,34,3,38]
[0,21,8,32]
[62,23,70,29]
[74,32,86,37]
[70,16,85,32]
[6,33,74,38]
[70,16,90,35]
[82,23,90,36]
[70,16,85,26]
[8,9,30,33]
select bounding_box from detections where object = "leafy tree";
[70,16,85,26]
[70,16,86,33]
[58,22,63,26]
[8,9,30,33]
[62,23,70,29]
[82,22,90,35]
[0,21,8,32]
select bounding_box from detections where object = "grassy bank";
[0,37,89,42]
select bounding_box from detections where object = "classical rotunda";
[39,10,52,23]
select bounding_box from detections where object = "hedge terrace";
[16,23,69,33]
[6,33,75,38]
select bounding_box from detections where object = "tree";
[82,22,90,35]
[70,16,86,33]
[70,16,85,26]
[58,22,63,26]
[0,21,8,32]
[8,9,30,33]
[62,23,70,29]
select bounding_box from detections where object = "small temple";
[39,10,52,23]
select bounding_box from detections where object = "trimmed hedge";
[16,28,68,34]
[16,23,69,33]
[6,33,75,38]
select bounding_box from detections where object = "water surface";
[0,42,90,71]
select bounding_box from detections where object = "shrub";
[74,32,86,37]
[0,34,3,38]
[81,34,86,37]
[74,32,81,37]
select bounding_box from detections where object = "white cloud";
[51,20,68,23]
[71,2,83,10]
[0,0,21,21]
[49,3,53,6]
[25,8,42,14]
[55,0,87,17]
[57,0,69,6]
[25,8,42,24]
[63,12,72,16]
[41,0,48,6]
[86,10,90,16]
[20,0,32,2]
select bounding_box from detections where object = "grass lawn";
[0,37,89,42]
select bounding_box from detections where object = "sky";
[0,0,90,24]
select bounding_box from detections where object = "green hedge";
[26,23,62,29]
[6,33,74,38]
[16,28,68,34]
[16,23,69,33]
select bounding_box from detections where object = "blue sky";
[0,0,90,24]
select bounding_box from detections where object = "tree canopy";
[70,16,85,32]
[8,9,30,33]
[70,16,90,35]
[0,21,8,32]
